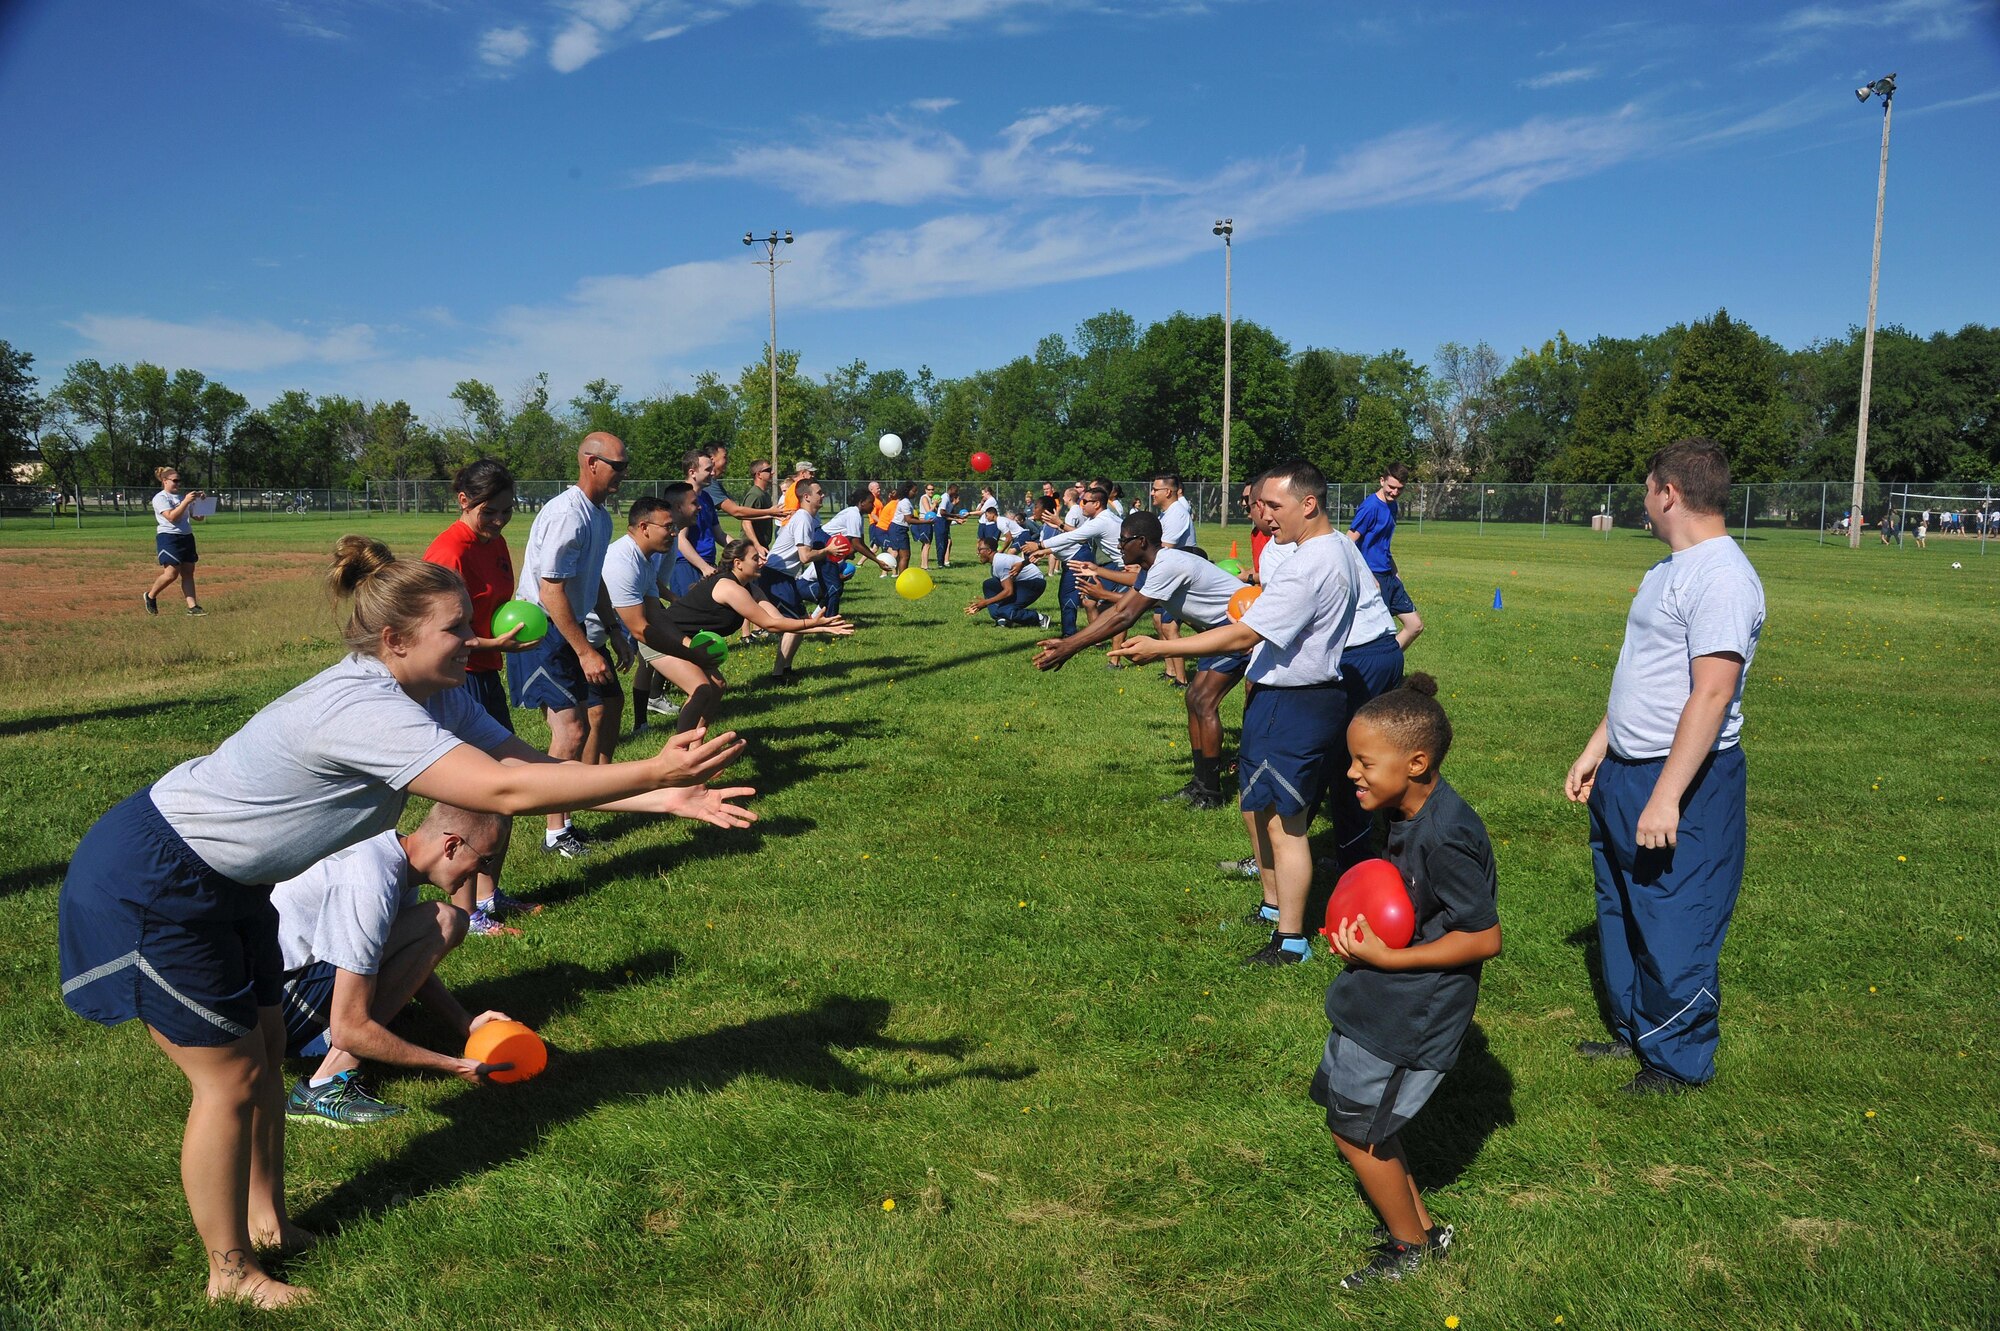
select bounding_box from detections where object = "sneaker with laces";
[1338,1239,1427,1290]
[543,829,590,858]
[1576,1038,1636,1061]
[143,593,158,616]
[286,1071,407,1128]
[1219,855,1261,877]
[1185,787,1224,811]
[1621,1065,1699,1096]
[1243,902,1280,926]
[1367,1223,1454,1257]
[646,695,682,718]
[468,903,517,936]
[1159,780,1200,804]
[185,604,206,616]
[1035,612,1051,629]
[480,889,541,918]
[1242,936,1307,966]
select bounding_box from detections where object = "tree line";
[3,307,1995,495]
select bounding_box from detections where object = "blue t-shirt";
[689,488,721,561]
[1350,494,1398,574]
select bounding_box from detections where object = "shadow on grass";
[441,947,684,1030]
[0,859,69,900]
[301,994,1037,1227]
[1564,921,1620,1039]
[0,698,239,739]
[1403,1023,1514,1192]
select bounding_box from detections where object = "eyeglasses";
[584,454,629,474]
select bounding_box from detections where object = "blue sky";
[2,0,1996,416]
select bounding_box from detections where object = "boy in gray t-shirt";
[1565,438,1766,1094]
[274,804,521,1126]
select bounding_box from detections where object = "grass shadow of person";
[0,859,71,900]
[1400,1023,1515,1193]
[434,947,684,1031]
[300,994,1037,1229]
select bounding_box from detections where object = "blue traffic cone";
[1492,587,1503,610]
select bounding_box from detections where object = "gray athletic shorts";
[1308,1030,1445,1145]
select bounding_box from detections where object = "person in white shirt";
[815,492,895,616]
[994,509,1028,552]
[274,806,520,1125]
[1020,485,1127,638]
[602,490,685,737]
[1112,462,1359,966]
[1148,472,1199,684]
[1035,510,1245,808]
[965,536,1050,627]
[145,465,209,616]
[1565,437,1764,1094]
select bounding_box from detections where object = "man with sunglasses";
[274,804,522,1126]
[1032,510,1246,809]
[602,491,684,738]
[509,431,625,858]
[1017,485,1125,637]
[703,444,789,555]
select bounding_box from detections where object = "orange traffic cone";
[1229,539,1240,559]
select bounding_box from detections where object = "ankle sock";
[1276,932,1309,956]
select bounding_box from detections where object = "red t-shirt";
[1250,528,1270,576]
[424,521,515,674]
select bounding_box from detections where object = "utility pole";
[1849,74,1896,549]
[744,230,794,479]
[1213,218,1233,528]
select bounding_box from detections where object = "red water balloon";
[970,451,993,473]
[1322,858,1415,949]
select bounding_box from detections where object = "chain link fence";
[8,478,1992,551]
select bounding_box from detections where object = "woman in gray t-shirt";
[58,536,756,1310]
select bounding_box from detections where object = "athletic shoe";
[185,605,206,616]
[1575,1039,1636,1061]
[1160,780,1201,804]
[646,695,682,718]
[1338,1239,1427,1291]
[142,593,158,616]
[1035,612,1051,629]
[480,889,541,918]
[1242,937,1307,966]
[745,628,773,644]
[1621,1066,1699,1096]
[1243,903,1280,926]
[1219,855,1261,877]
[468,903,515,936]
[1185,788,1225,811]
[544,829,590,859]
[286,1071,407,1128]
[1366,1224,1454,1257]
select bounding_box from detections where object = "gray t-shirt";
[1136,548,1240,631]
[768,508,825,576]
[1606,535,1765,760]
[1243,532,1354,687]
[150,654,514,884]
[1332,533,1399,646]
[516,484,612,625]
[153,490,190,535]
[1160,497,1196,548]
[1044,510,1127,569]
[272,830,414,976]
[603,533,674,608]
[991,550,1044,585]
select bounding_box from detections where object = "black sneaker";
[1576,1039,1636,1061]
[1367,1223,1454,1257]
[1339,1239,1427,1291]
[185,604,206,616]
[1621,1065,1699,1096]
[544,829,590,858]
[1243,903,1280,926]
[142,593,158,615]
[1159,780,1201,804]
[1242,936,1307,966]
[1185,787,1225,811]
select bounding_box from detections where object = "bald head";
[577,431,628,498]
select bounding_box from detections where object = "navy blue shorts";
[59,789,281,1047]
[1195,651,1250,677]
[870,525,892,549]
[977,522,999,545]
[507,631,585,712]
[155,532,197,566]
[1336,632,1404,715]
[912,521,933,545]
[583,644,622,706]
[759,566,810,618]
[1238,681,1350,817]
[281,960,338,1058]
[1155,607,1179,626]
[882,523,911,552]
[1374,571,1416,616]
[464,670,514,733]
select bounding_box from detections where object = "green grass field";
[1,516,1996,1330]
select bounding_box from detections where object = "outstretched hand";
[657,783,760,829]
[1105,637,1164,665]
[649,724,745,788]
[1031,639,1070,671]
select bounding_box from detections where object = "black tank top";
[664,571,744,639]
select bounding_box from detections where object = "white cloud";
[910,97,960,113]
[1520,66,1601,90]
[638,104,1185,205]
[478,25,534,67]
[67,316,379,374]
[1778,0,1984,38]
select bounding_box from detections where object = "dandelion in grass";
[882,1198,895,1211]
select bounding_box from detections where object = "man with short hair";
[277,805,520,1126]
[966,534,1050,627]
[1351,463,1423,649]
[702,444,788,555]
[672,448,724,597]
[1020,485,1126,637]
[1148,472,1197,683]
[781,460,818,515]
[509,430,624,858]
[604,492,683,736]
[741,458,780,549]
[1566,437,1765,1095]
[1110,463,1360,965]
[1034,509,1244,807]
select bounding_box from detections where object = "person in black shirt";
[1317,673,1502,1290]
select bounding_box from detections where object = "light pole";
[1848,74,1895,549]
[744,229,794,480]
[1213,218,1233,529]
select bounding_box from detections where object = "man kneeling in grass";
[275,803,522,1126]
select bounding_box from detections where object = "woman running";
[145,465,208,616]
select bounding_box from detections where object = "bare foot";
[251,1221,319,1256]
[209,1271,313,1310]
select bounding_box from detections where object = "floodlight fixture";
[1855,73,1897,103]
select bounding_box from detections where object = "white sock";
[309,1074,339,1088]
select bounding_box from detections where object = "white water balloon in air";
[878,432,904,458]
